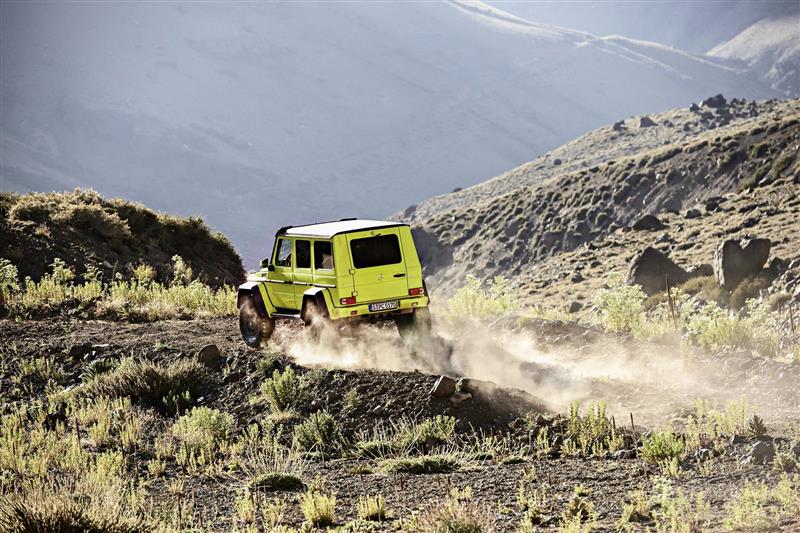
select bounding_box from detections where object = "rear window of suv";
[350,234,402,269]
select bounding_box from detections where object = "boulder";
[713,238,771,290]
[612,120,626,131]
[631,214,666,231]
[553,158,562,166]
[568,301,583,313]
[701,94,727,108]
[638,116,657,127]
[689,103,700,112]
[748,441,775,465]
[457,378,499,397]
[685,208,702,219]
[430,375,457,398]
[197,344,222,369]
[625,247,689,295]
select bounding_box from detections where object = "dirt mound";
[0,189,244,287]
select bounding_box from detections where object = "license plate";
[369,300,399,312]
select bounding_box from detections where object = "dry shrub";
[0,492,147,533]
[679,275,728,307]
[7,192,58,223]
[730,272,773,310]
[52,203,132,243]
[78,358,213,413]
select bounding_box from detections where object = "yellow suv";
[237,219,431,347]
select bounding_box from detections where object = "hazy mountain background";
[1,0,796,266]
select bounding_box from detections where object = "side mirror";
[259,258,270,269]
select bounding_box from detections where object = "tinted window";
[296,240,311,269]
[274,238,292,267]
[350,234,402,269]
[314,241,334,270]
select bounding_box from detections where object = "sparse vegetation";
[293,411,342,454]
[1,255,236,320]
[76,357,212,413]
[445,275,516,318]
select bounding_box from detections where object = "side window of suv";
[314,241,334,270]
[274,238,292,268]
[296,240,311,269]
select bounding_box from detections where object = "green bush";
[378,454,460,474]
[172,407,235,455]
[293,411,342,454]
[260,367,306,414]
[78,358,213,414]
[592,274,646,333]
[641,432,685,465]
[445,275,516,318]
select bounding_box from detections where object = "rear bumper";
[328,295,429,320]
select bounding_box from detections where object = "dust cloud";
[274,311,754,427]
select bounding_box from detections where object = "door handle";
[393,273,406,278]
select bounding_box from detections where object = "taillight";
[340,296,357,305]
[409,287,424,296]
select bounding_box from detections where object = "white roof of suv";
[281,219,407,238]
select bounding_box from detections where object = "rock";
[631,214,666,231]
[730,434,748,445]
[197,344,222,369]
[553,158,562,166]
[689,103,700,112]
[570,272,584,283]
[695,448,713,462]
[67,343,92,359]
[457,378,499,397]
[402,204,417,218]
[713,238,771,290]
[792,442,800,458]
[639,116,657,127]
[685,208,702,219]
[568,301,583,313]
[451,187,462,193]
[612,120,626,131]
[701,94,727,108]
[430,375,457,398]
[625,247,689,295]
[449,391,472,406]
[749,441,775,465]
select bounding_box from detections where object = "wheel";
[239,298,275,348]
[396,307,432,340]
[302,298,332,342]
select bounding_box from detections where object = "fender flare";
[301,287,331,321]
[237,282,272,317]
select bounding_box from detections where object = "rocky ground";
[399,97,799,298]
[2,316,799,531]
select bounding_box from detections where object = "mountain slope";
[401,98,799,295]
[1,1,779,265]
[709,15,800,97]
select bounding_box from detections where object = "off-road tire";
[302,298,332,342]
[239,298,275,348]
[396,307,432,340]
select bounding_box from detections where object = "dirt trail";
[4,316,797,433]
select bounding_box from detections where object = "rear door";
[346,228,409,305]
